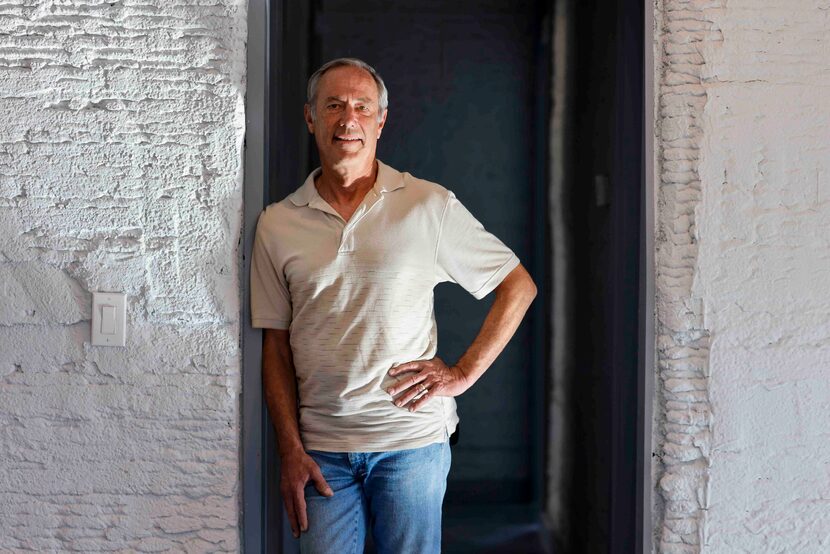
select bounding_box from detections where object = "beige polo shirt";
[250,159,520,452]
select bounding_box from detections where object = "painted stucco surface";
[655,0,830,552]
[0,1,247,551]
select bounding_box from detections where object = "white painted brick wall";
[0,1,247,551]
[654,0,830,552]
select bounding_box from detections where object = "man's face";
[304,65,387,171]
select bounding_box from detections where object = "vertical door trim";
[639,0,656,552]
[242,0,268,552]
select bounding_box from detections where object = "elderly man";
[250,58,537,553]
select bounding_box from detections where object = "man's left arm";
[386,262,537,411]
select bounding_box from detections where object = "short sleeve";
[250,212,292,329]
[434,191,520,299]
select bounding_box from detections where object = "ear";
[377,108,388,139]
[303,104,315,134]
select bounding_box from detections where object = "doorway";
[243,0,650,552]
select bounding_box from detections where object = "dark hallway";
[261,0,646,552]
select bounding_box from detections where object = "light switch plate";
[92,292,126,347]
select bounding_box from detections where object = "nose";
[338,104,359,129]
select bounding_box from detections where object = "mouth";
[334,135,363,144]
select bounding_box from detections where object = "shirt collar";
[288,159,405,207]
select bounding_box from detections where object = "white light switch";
[92,292,126,347]
[101,306,116,335]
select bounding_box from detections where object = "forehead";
[317,65,379,101]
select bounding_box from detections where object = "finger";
[295,488,308,533]
[409,386,436,412]
[394,381,432,408]
[393,382,426,407]
[388,361,420,376]
[311,466,334,497]
[393,388,419,408]
[388,372,429,396]
[282,491,299,538]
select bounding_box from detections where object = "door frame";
[640,0,656,550]
[243,1,306,552]
[241,0,656,552]
[241,0,267,550]
[607,0,654,551]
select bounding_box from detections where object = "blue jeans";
[299,440,452,554]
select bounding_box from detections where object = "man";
[250,58,537,553]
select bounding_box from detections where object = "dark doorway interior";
[563,0,620,550]
[259,0,646,552]
[551,0,646,551]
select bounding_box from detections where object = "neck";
[316,158,378,206]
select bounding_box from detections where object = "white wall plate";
[91,292,126,347]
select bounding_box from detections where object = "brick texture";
[0,1,246,551]
[654,0,830,552]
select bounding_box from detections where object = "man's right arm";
[262,328,333,538]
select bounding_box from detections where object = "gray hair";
[306,58,389,122]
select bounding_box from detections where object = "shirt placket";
[308,188,383,254]
[339,189,384,253]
